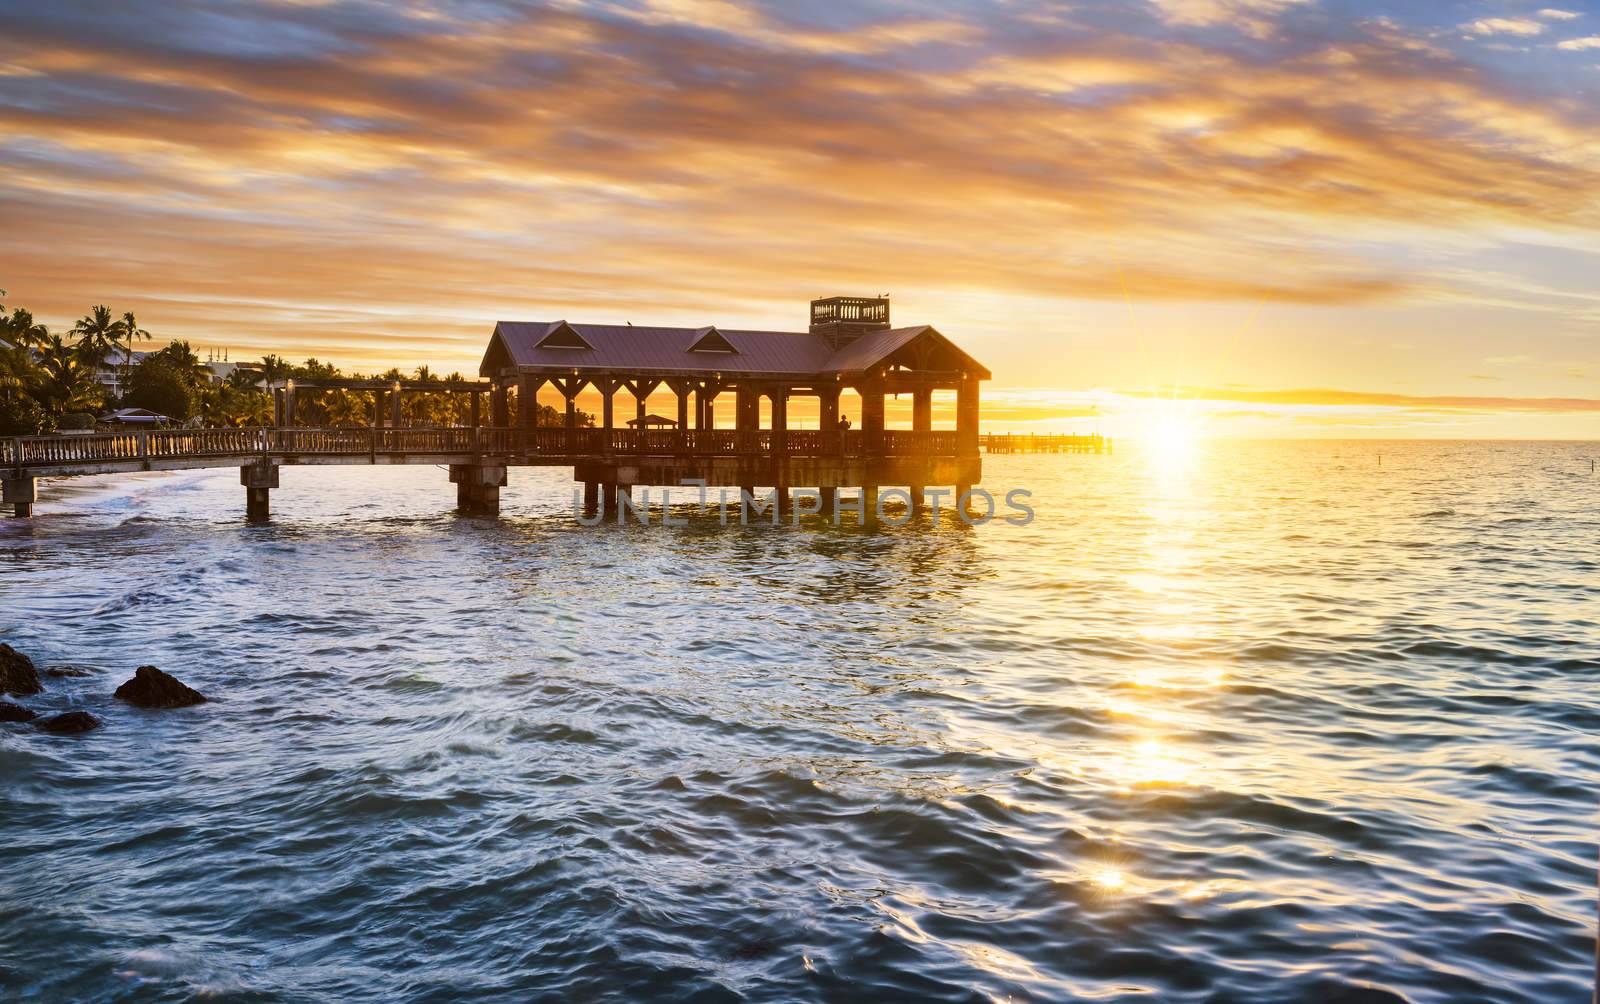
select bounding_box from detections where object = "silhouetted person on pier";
[837,417,852,430]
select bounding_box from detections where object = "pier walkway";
[2,426,975,519]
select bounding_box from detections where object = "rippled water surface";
[1,440,1596,1003]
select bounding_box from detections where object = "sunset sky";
[1,0,1597,437]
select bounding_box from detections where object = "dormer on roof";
[536,322,592,350]
[688,326,738,354]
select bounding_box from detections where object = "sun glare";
[1137,400,1206,471]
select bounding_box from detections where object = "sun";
[1137,399,1206,470]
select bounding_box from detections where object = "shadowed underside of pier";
[0,425,982,520]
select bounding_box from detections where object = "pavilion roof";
[480,321,989,380]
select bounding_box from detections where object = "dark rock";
[38,711,100,734]
[114,665,206,709]
[0,700,37,723]
[44,665,95,678]
[0,644,42,697]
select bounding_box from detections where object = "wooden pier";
[0,298,1088,523]
[1,425,977,520]
[981,433,1110,454]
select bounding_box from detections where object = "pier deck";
[1,426,981,519]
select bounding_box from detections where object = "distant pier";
[981,433,1110,454]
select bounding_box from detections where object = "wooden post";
[284,383,297,428]
[272,387,285,427]
[771,386,788,503]
[860,374,885,455]
[676,386,689,433]
[819,486,837,517]
[819,387,840,430]
[491,380,509,427]
[601,383,615,431]
[957,374,980,456]
[519,373,538,449]
[912,386,932,433]
[862,484,879,528]
[390,383,403,428]
[911,385,932,514]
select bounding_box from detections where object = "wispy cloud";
[1557,35,1600,50]
[1464,17,1545,36]
[0,0,1594,433]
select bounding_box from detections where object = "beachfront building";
[476,296,989,515]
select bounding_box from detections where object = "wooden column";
[548,376,584,430]
[284,383,297,428]
[735,384,757,453]
[390,383,403,428]
[819,387,840,430]
[957,374,980,456]
[912,386,932,433]
[600,380,616,431]
[676,385,689,431]
[860,374,885,455]
[771,387,788,512]
[521,372,540,447]
[818,385,841,460]
[491,380,509,427]
[911,385,933,514]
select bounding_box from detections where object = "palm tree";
[258,354,294,387]
[71,305,128,372]
[2,308,50,351]
[225,366,263,390]
[35,333,104,416]
[154,340,213,388]
[119,311,151,384]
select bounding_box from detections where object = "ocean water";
[0,440,1595,1003]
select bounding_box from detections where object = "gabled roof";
[535,322,592,350]
[824,325,991,380]
[481,320,989,379]
[688,327,738,354]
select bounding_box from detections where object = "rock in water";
[0,700,37,723]
[0,644,42,697]
[38,711,100,734]
[114,665,206,709]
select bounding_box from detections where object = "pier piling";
[450,463,506,516]
[2,476,35,518]
[241,462,279,521]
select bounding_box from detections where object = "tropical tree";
[0,336,48,434]
[118,310,152,382]
[225,366,263,390]
[71,305,128,373]
[120,341,213,421]
[198,384,272,427]
[258,354,295,387]
[1,308,50,351]
[34,333,104,416]
[148,340,212,387]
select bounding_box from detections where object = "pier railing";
[6,426,967,471]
